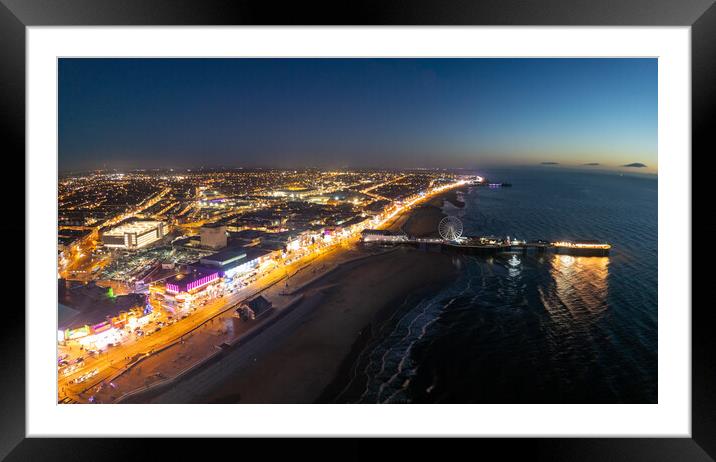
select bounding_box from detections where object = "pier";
[361,227,611,257]
[367,238,610,257]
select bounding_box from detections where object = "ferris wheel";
[438,216,463,241]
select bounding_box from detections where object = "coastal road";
[59,238,358,402]
[59,180,466,402]
[145,290,325,403]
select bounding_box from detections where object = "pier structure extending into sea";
[361,230,611,257]
[441,238,610,256]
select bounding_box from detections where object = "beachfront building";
[165,266,221,295]
[57,282,151,347]
[159,266,223,311]
[199,247,273,278]
[234,295,273,321]
[360,229,408,243]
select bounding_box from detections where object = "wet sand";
[132,188,463,404]
[190,192,462,404]
[184,247,458,403]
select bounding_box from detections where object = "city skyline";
[59,58,658,174]
[56,58,658,405]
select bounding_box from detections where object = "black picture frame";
[3,0,712,459]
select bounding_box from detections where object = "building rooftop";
[246,295,272,314]
[257,241,285,252]
[58,282,145,330]
[201,223,227,229]
[340,215,369,228]
[200,248,248,266]
[208,247,273,272]
[104,220,164,236]
[165,265,220,286]
[361,229,404,236]
[230,229,269,240]
[241,247,272,262]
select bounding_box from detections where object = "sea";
[332,167,658,404]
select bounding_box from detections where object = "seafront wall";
[109,247,399,403]
[114,294,306,403]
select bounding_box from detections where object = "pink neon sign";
[167,272,218,293]
[186,272,218,291]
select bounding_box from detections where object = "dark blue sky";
[58,58,657,173]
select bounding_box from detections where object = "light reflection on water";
[542,255,610,326]
[332,169,656,404]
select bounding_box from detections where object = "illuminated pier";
[362,233,611,256]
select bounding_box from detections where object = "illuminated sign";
[92,322,111,333]
[166,272,219,294]
[186,273,219,291]
[64,325,90,340]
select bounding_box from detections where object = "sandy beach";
[195,248,457,403]
[385,187,465,237]
[122,190,462,404]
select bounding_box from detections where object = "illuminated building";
[101,220,168,250]
[270,187,316,199]
[200,247,272,279]
[57,286,146,342]
[361,229,408,243]
[200,248,247,268]
[165,266,220,294]
[552,240,611,256]
[551,240,611,249]
[200,224,228,249]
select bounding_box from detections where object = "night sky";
[58,58,657,173]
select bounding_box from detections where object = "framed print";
[4,0,713,459]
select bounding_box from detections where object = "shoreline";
[194,247,459,404]
[91,243,391,403]
[316,276,448,403]
[193,191,461,404]
[317,192,464,403]
[116,188,463,404]
[384,186,466,236]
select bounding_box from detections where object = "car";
[75,357,84,363]
[154,327,161,333]
[136,330,144,336]
[62,365,77,376]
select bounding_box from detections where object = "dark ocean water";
[334,168,657,404]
